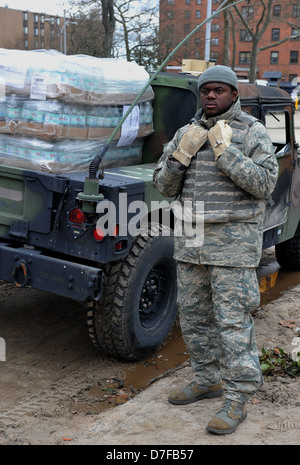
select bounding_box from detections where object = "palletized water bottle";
[44,101,62,125]
[6,94,22,120]
[69,106,86,128]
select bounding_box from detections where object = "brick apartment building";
[0,6,64,51]
[159,0,300,87]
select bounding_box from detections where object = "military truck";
[0,71,299,361]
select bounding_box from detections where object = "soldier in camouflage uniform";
[153,65,278,435]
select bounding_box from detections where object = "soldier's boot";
[206,398,247,435]
[168,381,223,405]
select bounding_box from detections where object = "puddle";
[124,324,189,391]
[260,269,300,306]
[69,325,189,415]
[68,377,132,415]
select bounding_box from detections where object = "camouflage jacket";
[153,99,278,267]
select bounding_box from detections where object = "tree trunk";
[229,11,236,71]
[222,9,230,66]
[249,39,258,83]
[101,0,115,57]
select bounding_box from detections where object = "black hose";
[88,143,109,179]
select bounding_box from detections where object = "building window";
[167,11,174,19]
[185,10,190,18]
[34,28,39,36]
[23,12,28,21]
[210,51,218,60]
[273,5,281,17]
[291,28,299,40]
[241,6,254,19]
[196,0,201,4]
[211,38,219,46]
[184,24,190,33]
[290,51,298,64]
[293,4,300,17]
[240,29,252,41]
[239,51,251,64]
[167,0,175,4]
[272,28,280,41]
[196,10,201,18]
[270,51,279,64]
[186,0,191,4]
[211,24,219,32]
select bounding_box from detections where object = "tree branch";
[259,34,300,52]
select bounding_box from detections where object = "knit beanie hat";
[198,65,238,91]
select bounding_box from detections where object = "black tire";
[275,221,300,270]
[87,224,178,361]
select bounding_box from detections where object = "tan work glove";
[208,120,232,160]
[172,124,208,167]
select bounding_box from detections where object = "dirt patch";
[0,248,300,445]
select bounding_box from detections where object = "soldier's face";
[200,82,238,117]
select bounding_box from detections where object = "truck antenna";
[81,0,247,205]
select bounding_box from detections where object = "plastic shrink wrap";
[0,48,154,173]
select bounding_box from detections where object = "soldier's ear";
[232,90,238,102]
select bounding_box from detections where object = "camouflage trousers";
[177,261,263,403]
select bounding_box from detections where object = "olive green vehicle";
[0,73,299,361]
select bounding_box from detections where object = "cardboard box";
[181,59,215,76]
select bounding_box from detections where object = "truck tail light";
[93,224,119,242]
[113,224,119,237]
[114,240,127,252]
[93,227,105,241]
[69,208,87,225]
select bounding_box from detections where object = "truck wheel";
[275,221,300,270]
[87,224,178,361]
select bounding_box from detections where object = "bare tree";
[101,0,115,57]
[64,0,160,69]
[222,9,231,66]
[67,8,105,55]
[230,0,300,82]
[113,0,159,67]
[65,0,115,57]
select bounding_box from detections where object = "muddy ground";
[0,248,300,446]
